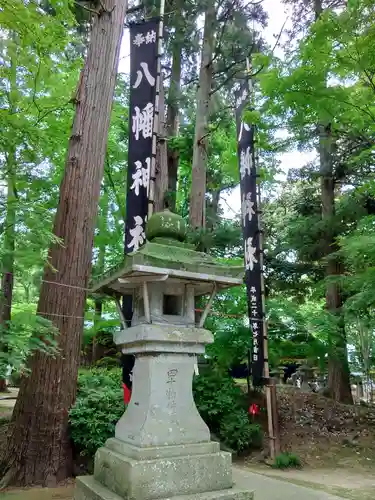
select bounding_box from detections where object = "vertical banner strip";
[125,19,160,255]
[235,81,265,387]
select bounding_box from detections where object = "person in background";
[121,353,135,405]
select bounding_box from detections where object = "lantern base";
[74,474,254,500]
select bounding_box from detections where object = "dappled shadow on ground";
[2,483,74,500]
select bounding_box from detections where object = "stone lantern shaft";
[74,210,254,500]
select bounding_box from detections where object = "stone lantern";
[298,364,314,392]
[74,210,254,500]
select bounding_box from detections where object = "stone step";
[74,475,123,500]
[74,475,254,500]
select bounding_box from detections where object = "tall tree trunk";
[189,0,215,229]
[0,0,128,487]
[319,124,352,403]
[154,83,169,212]
[315,0,352,404]
[0,171,16,393]
[166,42,182,211]
[0,45,17,393]
[206,188,220,230]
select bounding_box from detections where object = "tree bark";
[0,0,128,487]
[206,188,220,230]
[319,124,352,404]
[0,45,17,393]
[0,174,16,393]
[154,83,169,212]
[314,0,352,404]
[189,0,215,229]
[166,41,182,211]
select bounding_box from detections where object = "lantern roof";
[91,210,244,297]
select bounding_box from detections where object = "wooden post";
[143,281,151,323]
[270,378,281,456]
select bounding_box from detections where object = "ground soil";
[240,466,375,500]
[2,484,74,500]
[243,385,375,468]
[237,384,375,500]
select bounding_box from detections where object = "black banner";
[235,82,265,387]
[125,19,159,254]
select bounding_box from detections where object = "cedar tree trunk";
[314,0,352,404]
[154,83,169,212]
[0,49,17,393]
[0,0,128,487]
[189,0,215,229]
[166,41,182,211]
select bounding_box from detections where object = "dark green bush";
[77,367,121,391]
[94,356,120,369]
[70,368,124,456]
[9,370,22,387]
[193,370,263,452]
[193,370,245,432]
[272,452,302,469]
[70,368,263,458]
[219,410,262,452]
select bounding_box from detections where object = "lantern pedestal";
[75,326,253,500]
[74,210,253,500]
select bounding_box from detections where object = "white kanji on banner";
[239,147,252,179]
[132,103,154,141]
[133,62,156,89]
[133,33,145,47]
[236,89,248,109]
[130,158,150,196]
[244,236,258,271]
[242,192,255,225]
[127,215,146,252]
[145,30,156,43]
[133,30,156,47]
[238,121,250,141]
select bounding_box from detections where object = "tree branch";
[74,1,99,15]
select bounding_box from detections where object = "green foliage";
[0,308,59,379]
[69,368,123,456]
[193,370,262,452]
[77,368,122,391]
[272,452,302,469]
[219,411,262,452]
[94,356,120,369]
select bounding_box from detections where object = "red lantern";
[248,403,259,416]
[123,383,132,405]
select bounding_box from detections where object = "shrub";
[193,370,263,452]
[219,410,262,452]
[70,368,124,456]
[193,370,246,433]
[95,356,120,369]
[272,452,302,469]
[77,367,121,392]
[9,370,22,387]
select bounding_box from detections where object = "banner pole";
[245,57,276,461]
[148,0,165,219]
